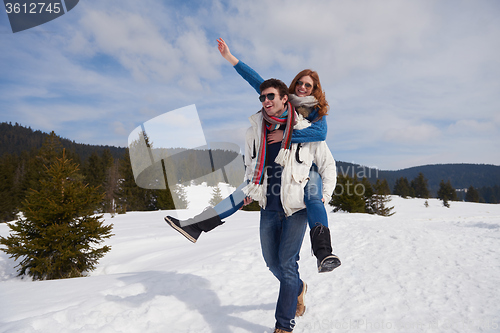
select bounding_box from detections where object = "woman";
[165,38,340,273]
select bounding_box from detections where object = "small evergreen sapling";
[465,186,480,203]
[209,185,224,207]
[393,177,414,198]
[368,179,395,216]
[411,173,430,199]
[437,179,458,208]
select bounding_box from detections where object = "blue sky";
[1,0,499,170]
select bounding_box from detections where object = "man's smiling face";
[260,87,288,118]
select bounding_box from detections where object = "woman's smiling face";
[295,75,314,97]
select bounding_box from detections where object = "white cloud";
[447,119,497,136]
[77,8,181,82]
[220,0,433,80]
[65,2,223,89]
[383,123,441,144]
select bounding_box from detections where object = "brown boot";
[296,280,307,317]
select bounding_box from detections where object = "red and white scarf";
[244,102,296,202]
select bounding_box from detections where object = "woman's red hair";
[289,69,329,119]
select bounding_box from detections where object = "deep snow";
[1,190,500,333]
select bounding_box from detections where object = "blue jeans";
[260,208,308,332]
[304,164,329,228]
[214,166,328,228]
[213,181,247,220]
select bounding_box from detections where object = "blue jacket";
[234,61,327,143]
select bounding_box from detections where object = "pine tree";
[367,179,395,216]
[330,174,366,213]
[115,149,155,212]
[103,159,120,214]
[156,184,188,210]
[361,177,374,213]
[0,153,19,222]
[173,185,189,209]
[376,178,391,196]
[478,185,499,204]
[25,131,64,192]
[83,151,105,189]
[411,173,430,199]
[393,177,413,198]
[465,185,480,203]
[209,185,224,207]
[437,180,458,208]
[0,151,113,280]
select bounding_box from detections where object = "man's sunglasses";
[296,80,313,89]
[259,93,276,102]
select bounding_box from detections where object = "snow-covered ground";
[1,194,500,333]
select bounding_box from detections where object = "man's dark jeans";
[260,208,307,332]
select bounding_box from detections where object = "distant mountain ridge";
[336,161,500,196]
[0,122,125,161]
[2,122,499,196]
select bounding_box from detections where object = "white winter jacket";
[244,111,337,216]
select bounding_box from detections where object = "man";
[243,79,337,333]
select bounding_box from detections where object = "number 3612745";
[5,3,62,14]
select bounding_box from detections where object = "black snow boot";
[310,224,341,273]
[164,207,224,243]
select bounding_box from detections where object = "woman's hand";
[267,130,284,144]
[240,196,253,209]
[217,38,239,66]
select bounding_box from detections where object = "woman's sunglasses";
[296,80,313,89]
[259,93,276,102]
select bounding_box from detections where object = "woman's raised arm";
[217,38,264,94]
[217,38,239,66]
